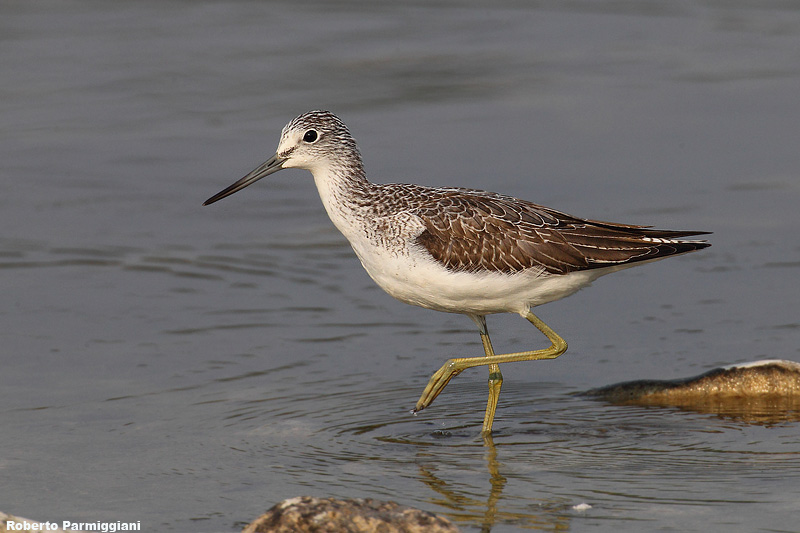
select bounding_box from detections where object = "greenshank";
[204,110,710,434]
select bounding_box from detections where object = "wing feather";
[411,188,710,274]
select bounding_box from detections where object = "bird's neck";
[310,159,377,237]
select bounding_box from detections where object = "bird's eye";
[303,130,318,143]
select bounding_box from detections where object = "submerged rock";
[242,496,460,533]
[587,359,800,423]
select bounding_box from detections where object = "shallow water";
[2,1,799,531]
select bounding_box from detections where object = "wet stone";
[587,359,800,402]
[586,359,800,424]
[242,496,460,533]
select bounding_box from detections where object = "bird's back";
[366,183,710,277]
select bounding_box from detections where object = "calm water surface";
[2,1,799,531]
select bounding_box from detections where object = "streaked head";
[203,110,362,206]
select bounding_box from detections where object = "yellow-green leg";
[413,310,568,434]
[480,327,503,433]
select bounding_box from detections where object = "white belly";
[350,239,610,317]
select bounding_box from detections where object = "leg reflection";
[479,433,506,532]
[416,435,505,532]
[416,435,572,531]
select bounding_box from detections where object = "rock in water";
[586,359,800,423]
[242,497,460,533]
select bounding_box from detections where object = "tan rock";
[243,497,460,533]
[587,359,800,423]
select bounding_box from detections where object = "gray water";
[2,1,799,531]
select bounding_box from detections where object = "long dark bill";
[203,154,286,206]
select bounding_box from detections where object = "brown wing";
[413,188,710,275]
